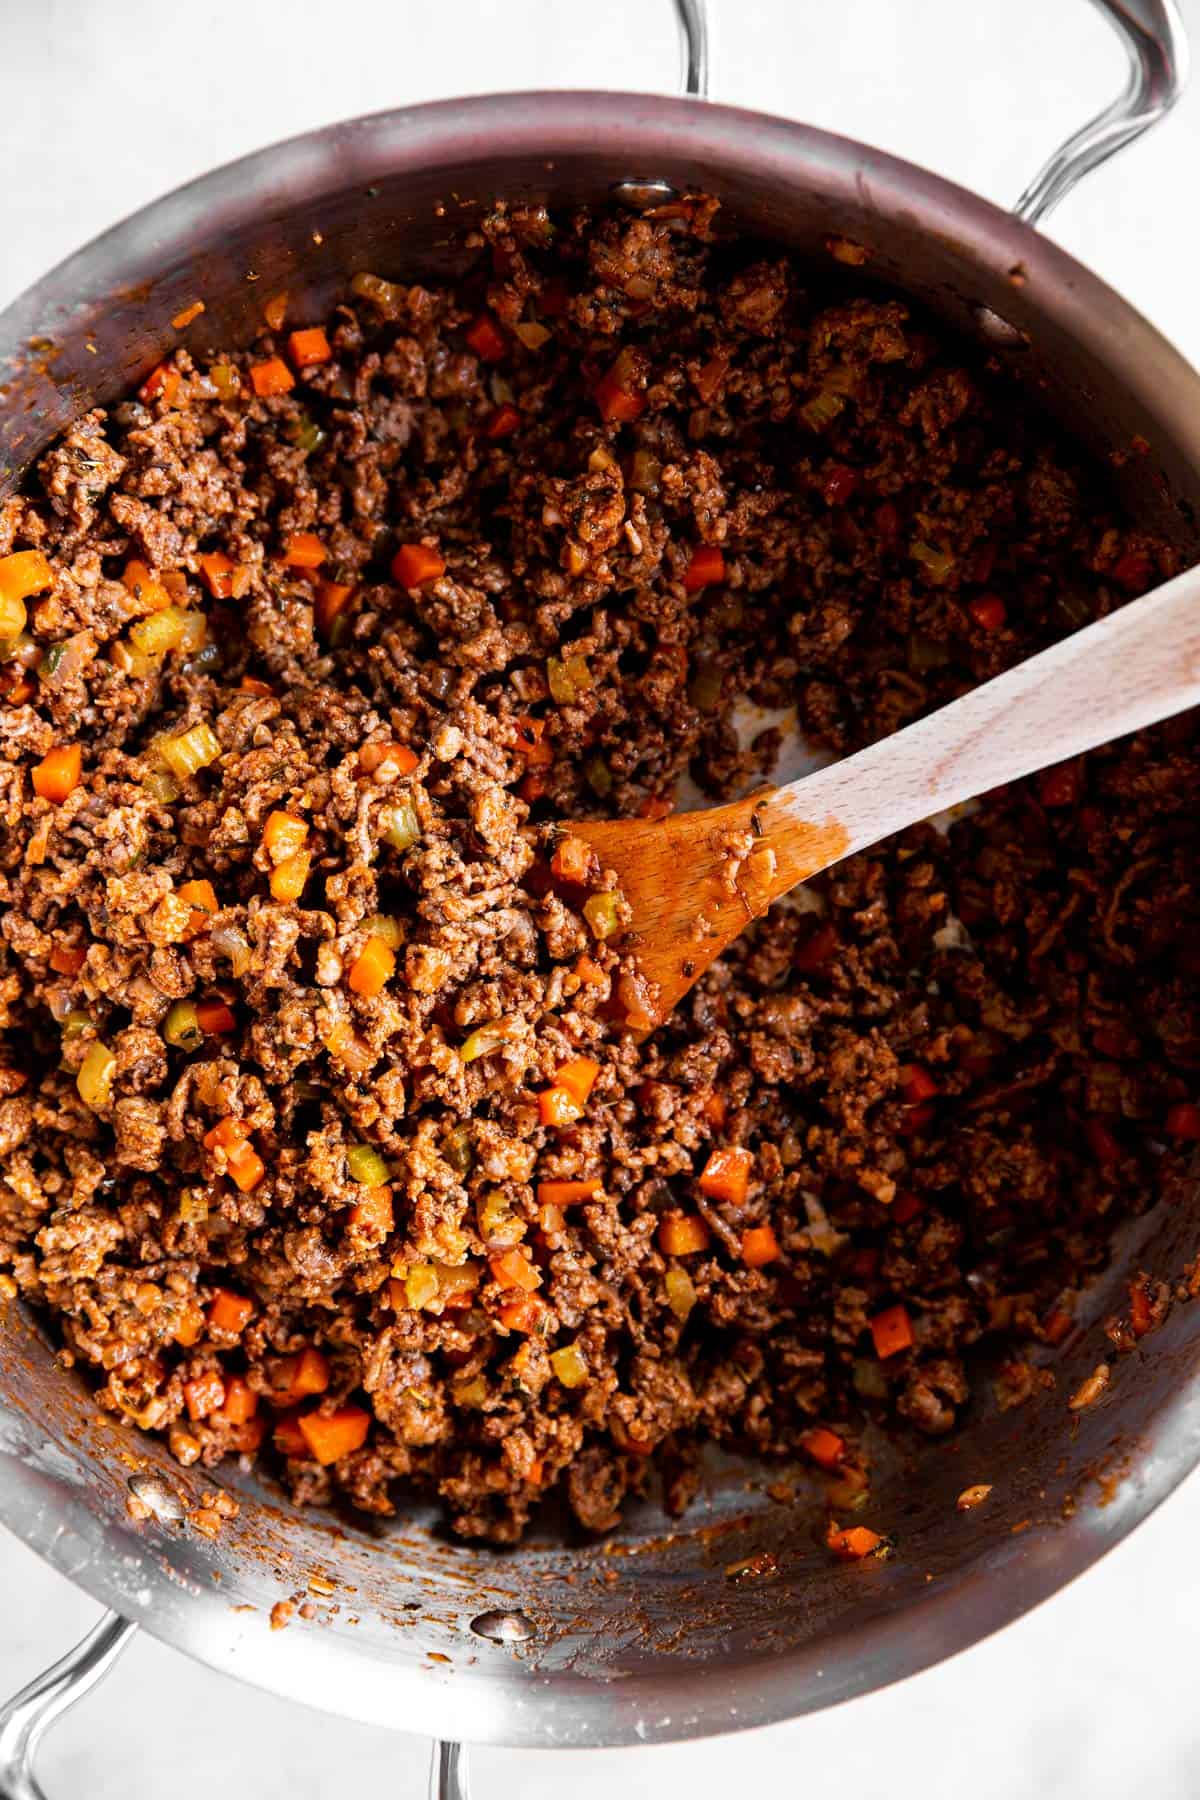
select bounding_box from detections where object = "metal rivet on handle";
[972,305,1030,350]
[127,1473,185,1522]
[469,1608,536,1644]
[610,180,679,212]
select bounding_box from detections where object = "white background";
[3,2,1200,1794]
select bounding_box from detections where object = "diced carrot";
[122,559,171,612]
[1039,762,1081,808]
[536,1178,602,1206]
[795,922,838,972]
[1111,549,1152,593]
[195,998,237,1035]
[637,793,674,819]
[900,1064,938,1104]
[496,1294,545,1333]
[287,326,332,368]
[358,741,419,776]
[700,1091,727,1130]
[799,1426,845,1470]
[827,1523,884,1561]
[683,546,726,594]
[822,464,858,507]
[171,300,205,331]
[274,1347,331,1403]
[314,580,355,638]
[539,1087,583,1128]
[554,1057,600,1106]
[348,936,396,998]
[740,1224,781,1268]
[140,363,181,406]
[391,543,445,588]
[274,1413,310,1457]
[208,1288,255,1335]
[526,1458,545,1486]
[204,1116,247,1152]
[870,1304,914,1360]
[49,943,87,976]
[519,771,548,802]
[489,1249,542,1292]
[281,531,326,569]
[698,1145,753,1204]
[240,675,274,697]
[1042,1308,1074,1346]
[1129,1279,1154,1337]
[1085,1118,1121,1166]
[464,312,508,362]
[694,353,729,404]
[1166,1103,1200,1141]
[551,836,594,882]
[514,716,554,765]
[249,356,294,398]
[657,1212,711,1256]
[298,1406,370,1466]
[32,745,82,803]
[178,879,219,934]
[183,1372,226,1421]
[215,1376,258,1425]
[262,810,309,861]
[349,1187,394,1236]
[969,593,1006,632]
[231,1417,266,1453]
[594,359,645,424]
[269,851,311,903]
[173,1302,205,1348]
[485,403,521,439]
[263,292,289,332]
[574,955,606,988]
[0,549,53,606]
[197,551,250,600]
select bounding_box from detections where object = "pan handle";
[0,1611,136,1800]
[1014,0,1188,224]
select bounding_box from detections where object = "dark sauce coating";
[0,196,1192,1543]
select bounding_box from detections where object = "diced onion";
[380,800,420,853]
[77,1041,116,1110]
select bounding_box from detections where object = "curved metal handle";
[1015,0,1188,224]
[0,1612,136,1800]
[674,0,709,98]
[430,1740,471,1800]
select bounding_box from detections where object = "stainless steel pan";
[1,5,1196,1796]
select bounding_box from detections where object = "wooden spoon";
[570,562,1200,1028]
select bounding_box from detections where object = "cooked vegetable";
[550,1343,588,1388]
[538,1087,583,1128]
[698,1146,753,1204]
[391,544,445,588]
[348,1187,393,1236]
[208,1288,255,1334]
[184,1373,226,1421]
[197,552,249,599]
[594,348,646,423]
[536,1178,602,1206]
[657,1212,711,1256]
[380,799,420,852]
[348,936,395,998]
[547,652,592,705]
[346,1144,390,1188]
[870,1304,914,1360]
[273,1348,331,1402]
[826,1523,885,1560]
[314,579,355,638]
[664,1266,697,1321]
[0,552,52,636]
[489,1249,541,1292]
[582,892,621,940]
[32,744,82,803]
[204,1119,266,1193]
[261,811,308,862]
[159,724,220,780]
[163,1000,203,1050]
[298,1406,370,1466]
[799,1426,845,1470]
[740,1224,781,1267]
[465,312,508,362]
[195,999,237,1035]
[48,943,87,977]
[288,326,332,367]
[270,851,311,902]
[250,356,295,398]
[129,604,202,658]
[76,1041,116,1110]
[683,546,726,593]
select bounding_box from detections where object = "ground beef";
[0,196,1195,1544]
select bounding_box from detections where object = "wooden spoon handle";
[764,561,1200,871]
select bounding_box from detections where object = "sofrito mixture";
[0,197,1195,1548]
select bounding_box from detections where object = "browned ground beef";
[0,196,1195,1543]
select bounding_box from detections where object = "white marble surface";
[3,2,1200,1794]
